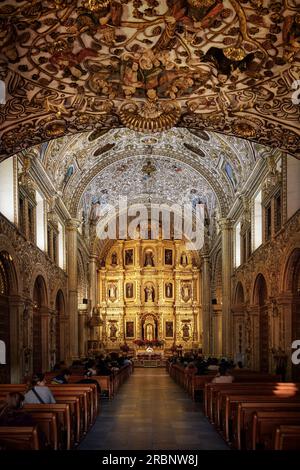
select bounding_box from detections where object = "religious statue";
[144,250,154,267]
[108,284,117,300]
[111,252,118,266]
[165,283,173,298]
[125,249,133,265]
[180,252,188,266]
[182,323,190,339]
[145,285,155,302]
[126,282,134,298]
[145,324,154,341]
[181,283,192,302]
[164,249,173,265]
[109,322,117,340]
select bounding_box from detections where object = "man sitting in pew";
[24,373,56,404]
[51,368,72,384]
[212,365,234,383]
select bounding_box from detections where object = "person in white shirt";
[24,373,56,404]
[212,365,234,384]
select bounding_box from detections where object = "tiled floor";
[79,368,229,450]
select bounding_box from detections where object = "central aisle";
[79,368,229,450]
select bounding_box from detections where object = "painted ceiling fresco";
[29,127,260,217]
[0,0,299,158]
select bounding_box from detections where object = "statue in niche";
[125,249,133,265]
[165,249,173,265]
[111,252,118,266]
[145,285,155,302]
[145,324,154,341]
[165,283,173,298]
[181,283,192,302]
[109,323,117,340]
[108,284,117,300]
[144,250,154,267]
[180,252,188,266]
[182,323,190,340]
[126,282,134,298]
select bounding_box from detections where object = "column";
[78,311,87,357]
[9,296,24,383]
[40,306,51,371]
[89,253,98,311]
[219,218,233,357]
[66,218,81,361]
[201,253,211,355]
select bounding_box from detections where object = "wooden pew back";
[274,425,300,450]
[0,426,40,450]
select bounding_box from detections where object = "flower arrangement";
[133,339,164,347]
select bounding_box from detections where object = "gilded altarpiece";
[98,239,201,352]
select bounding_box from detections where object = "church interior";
[0,0,300,454]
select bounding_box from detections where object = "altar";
[134,348,165,367]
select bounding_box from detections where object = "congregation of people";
[167,353,245,383]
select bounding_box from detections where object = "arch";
[32,275,47,373]
[253,274,269,372]
[281,247,300,293]
[55,289,65,362]
[0,251,18,382]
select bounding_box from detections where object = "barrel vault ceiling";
[0,0,299,159]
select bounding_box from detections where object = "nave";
[79,369,228,451]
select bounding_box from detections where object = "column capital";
[218,217,233,230]
[66,218,81,231]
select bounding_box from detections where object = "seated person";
[24,373,56,404]
[51,368,71,384]
[212,365,234,383]
[76,371,101,394]
[85,360,97,376]
[0,392,36,426]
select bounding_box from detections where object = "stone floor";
[79,368,229,450]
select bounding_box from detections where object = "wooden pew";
[0,426,40,450]
[234,401,300,450]
[27,411,58,450]
[54,395,81,444]
[205,380,283,423]
[274,425,300,450]
[215,383,300,432]
[221,393,300,444]
[0,383,96,436]
[251,411,300,450]
[24,403,71,450]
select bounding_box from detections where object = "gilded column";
[66,218,81,360]
[201,253,211,355]
[219,218,233,357]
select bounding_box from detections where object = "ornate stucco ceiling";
[0,0,299,158]
[29,127,262,217]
